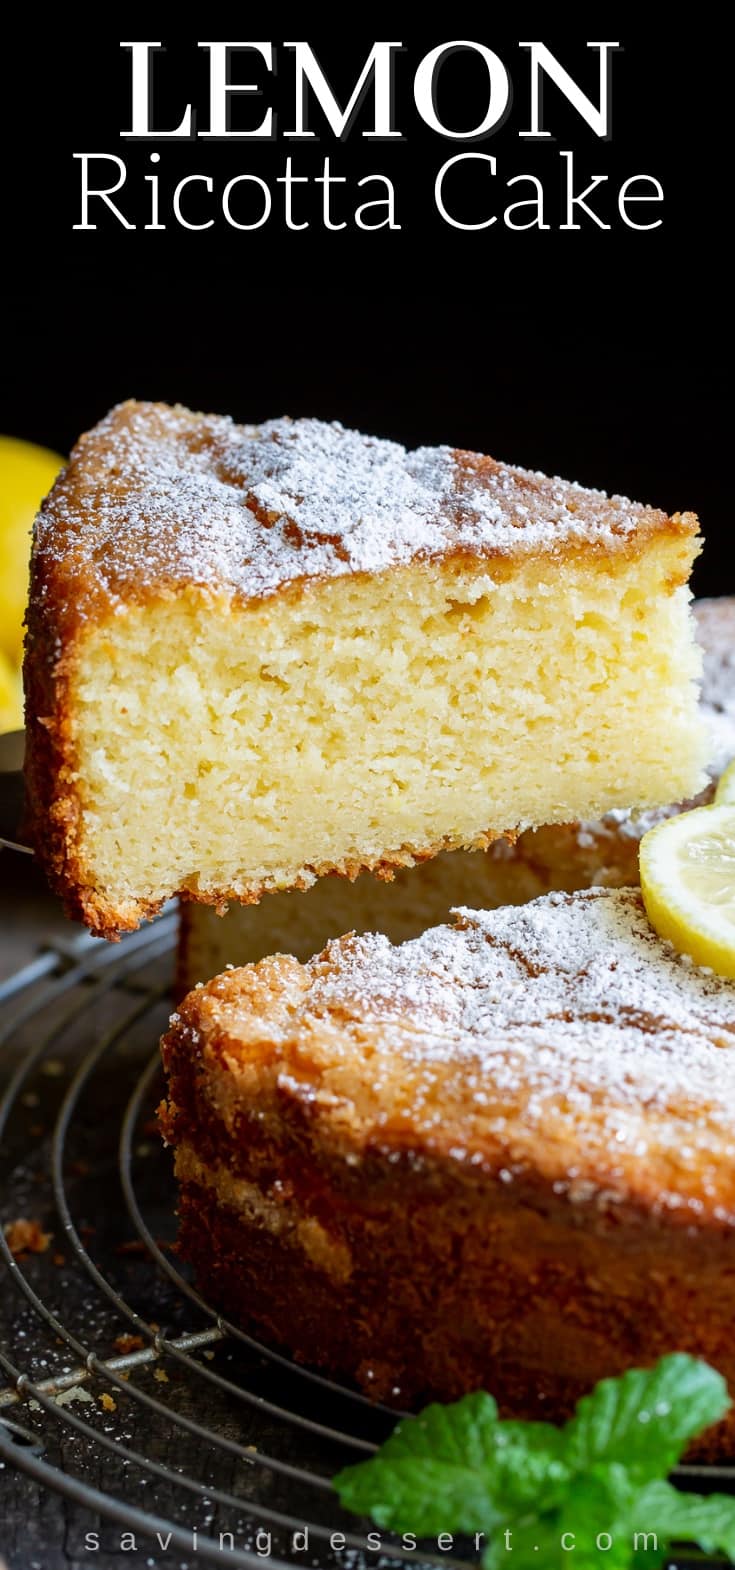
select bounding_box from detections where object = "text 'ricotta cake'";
[24,401,706,937]
[160,888,735,1460]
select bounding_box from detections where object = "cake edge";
[158,1008,735,1462]
[30,399,702,635]
[169,1164,735,1460]
[24,556,706,939]
[23,408,704,939]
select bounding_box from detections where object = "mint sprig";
[333,1354,734,1568]
[333,1391,568,1535]
[564,1354,730,1480]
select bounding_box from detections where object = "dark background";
[4,23,731,594]
[0,30,732,1570]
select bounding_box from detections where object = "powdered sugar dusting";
[293,889,735,1204]
[308,888,734,1067]
[36,401,674,615]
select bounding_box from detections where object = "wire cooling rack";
[0,918,733,1570]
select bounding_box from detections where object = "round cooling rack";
[0,920,732,1570]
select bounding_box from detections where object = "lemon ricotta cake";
[178,598,734,991]
[160,887,735,1460]
[25,400,706,938]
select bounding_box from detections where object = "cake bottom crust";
[52,824,509,941]
[175,1170,735,1462]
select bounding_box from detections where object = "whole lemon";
[0,646,23,732]
[0,435,64,668]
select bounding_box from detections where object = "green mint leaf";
[636,1477,735,1559]
[482,1464,641,1570]
[630,1549,667,1570]
[564,1353,731,1480]
[486,1420,570,1511]
[333,1355,733,1567]
[482,1512,578,1570]
[333,1391,567,1535]
[553,1466,655,1570]
[333,1392,501,1534]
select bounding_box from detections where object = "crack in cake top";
[33,400,697,622]
[304,888,735,1071]
[184,889,735,1217]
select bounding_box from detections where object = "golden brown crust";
[171,1173,734,1460]
[23,746,511,942]
[27,401,700,635]
[23,400,701,938]
[163,924,735,1224]
[159,890,735,1451]
[23,566,91,928]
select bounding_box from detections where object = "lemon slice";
[640,804,735,978]
[715,758,735,806]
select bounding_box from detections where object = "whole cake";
[160,888,735,1460]
[178,597,735,992]
[24,400,705,938]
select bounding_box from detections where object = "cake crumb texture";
[24,402,705,936]
[178,596,735,990]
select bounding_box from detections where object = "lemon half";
[0,433,64,732]
[0,434,64,667]
[640,804,735,978]
[0,648,22,732]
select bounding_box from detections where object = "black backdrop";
[3,22,731,595]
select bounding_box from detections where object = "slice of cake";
[160,887,735,1460]
[178,597,734,992]
[24,400,706,938]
